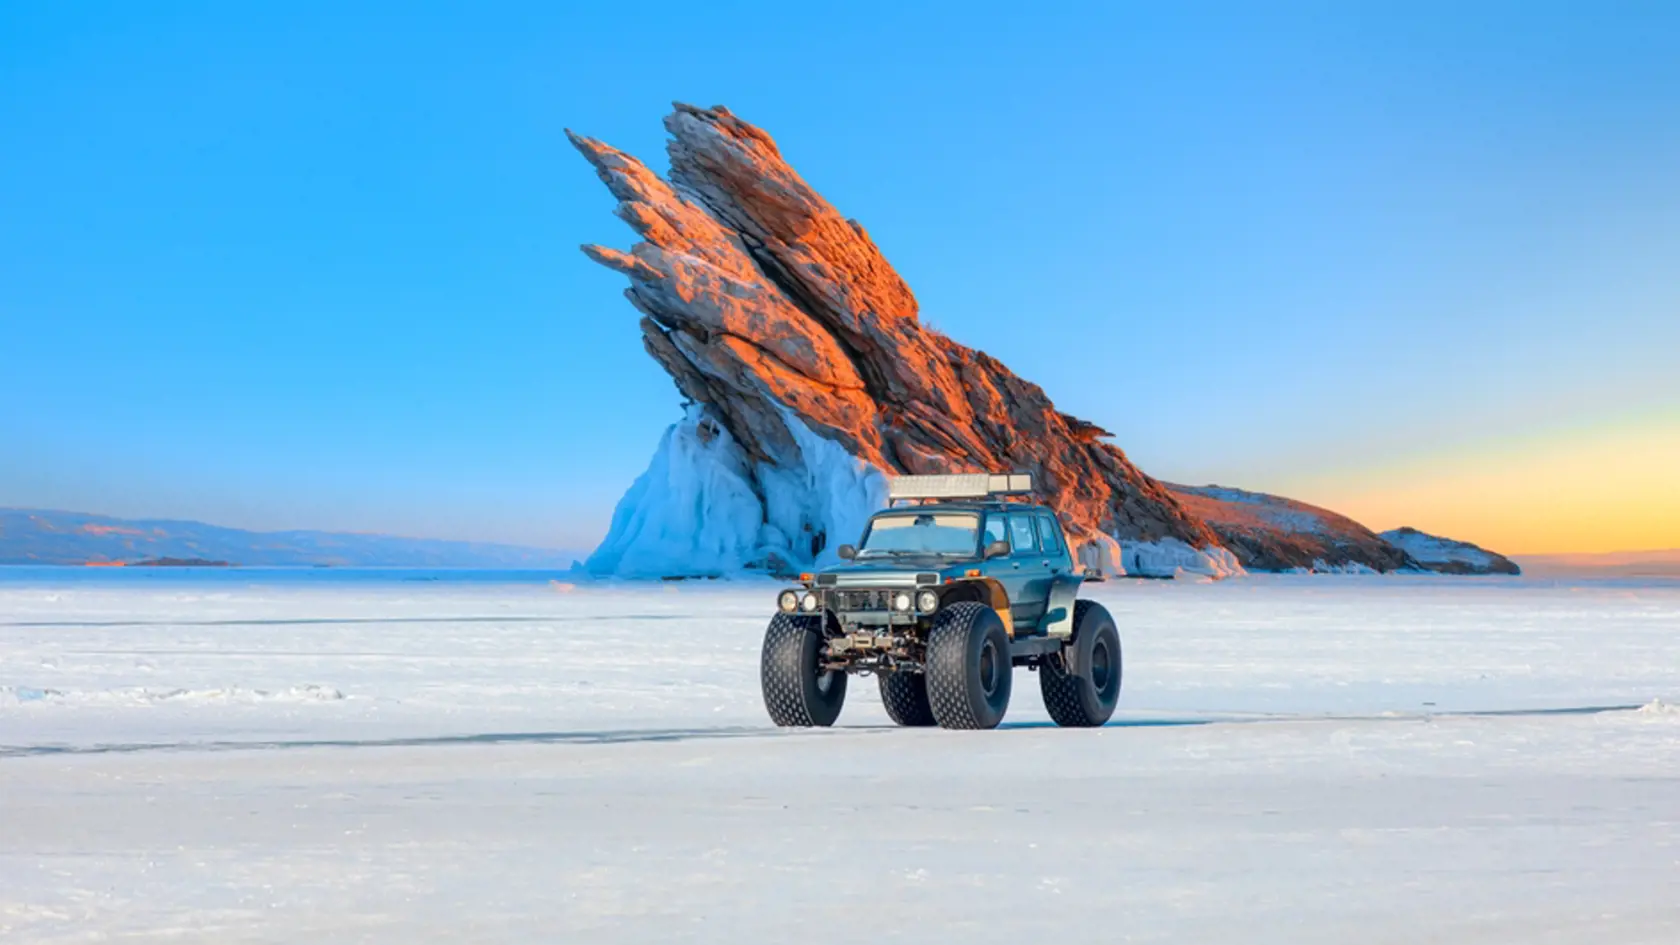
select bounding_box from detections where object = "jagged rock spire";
[569,103,1220,572]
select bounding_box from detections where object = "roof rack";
[886,473,1035,503]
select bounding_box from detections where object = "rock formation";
[1168,484,1414,572]
[570,104,1228,578]
[569,103,1513,581]
[1379,527,1522,575]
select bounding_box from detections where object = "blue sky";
[3,1,1677,551]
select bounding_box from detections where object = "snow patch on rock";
[1177,486,1328,535]
[1383,529,1493,569]
[586,407,887,579]
[1380,527,1520,575]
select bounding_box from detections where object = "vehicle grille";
[830,589,891,612]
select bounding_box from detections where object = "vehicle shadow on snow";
[1000,718,1213,731]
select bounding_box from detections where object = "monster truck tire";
[879,671,936,726]
[760,613,847,727]
[924,601,1013,730]
[1039,599,1122,727]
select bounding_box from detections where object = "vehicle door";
[1032,511,1077,633]
[979,513,1025,623]
[1004,510,1050,627]
[981,511,1014,591]
[1034,511,1073,576]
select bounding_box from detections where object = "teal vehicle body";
[778,499,1081,645]
[761,474,1122,731]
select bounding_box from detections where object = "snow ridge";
[1,684,346,707]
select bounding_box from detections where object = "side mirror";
[984,540,1011,560]
[837,544,857,560]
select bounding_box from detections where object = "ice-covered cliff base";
[585,409,886,579]
[587,411,1243,580]
[1117,538,1246,580]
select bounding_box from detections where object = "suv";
[760,474,1122,730]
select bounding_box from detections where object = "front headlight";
[777,590,800,613]
[916,589,939,613]
[799,592,820,613]
[892,591,912,612]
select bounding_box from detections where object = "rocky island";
[571,104,1516,579]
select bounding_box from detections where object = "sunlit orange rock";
[570,104,1531,578]
[569,104,1219,572]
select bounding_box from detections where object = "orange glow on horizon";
[1274,407,1680,556]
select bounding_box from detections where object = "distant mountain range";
[0,508,582,568]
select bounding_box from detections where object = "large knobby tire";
[1040,599,1122,727]
[925,601,1013,730]
[879,671,936,726]
[761,613,847,727]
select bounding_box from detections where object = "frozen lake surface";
[2,571,1678,943]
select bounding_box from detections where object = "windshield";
[858,512,979,557]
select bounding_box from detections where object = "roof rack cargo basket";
[886,473,1035,502]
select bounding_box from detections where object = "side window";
[1008,513,1038,555]
[983,515,1008,548]
[1036,513,1064,555]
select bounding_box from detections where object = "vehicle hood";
[818,556,972,582]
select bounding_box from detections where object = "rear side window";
[1036,513,1064,554]
[1008,513,1038,554]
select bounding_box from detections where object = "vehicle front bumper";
[792,570,944,627]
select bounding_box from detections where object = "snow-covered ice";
[2,570,1678,943]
